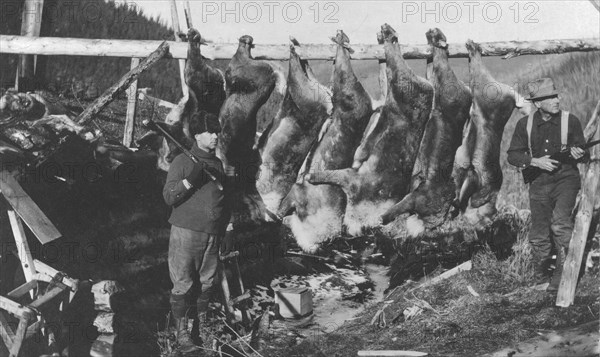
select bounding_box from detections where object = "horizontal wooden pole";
[1,35,599,60]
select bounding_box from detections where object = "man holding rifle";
[163,111,230,352]
[507,77,589,292]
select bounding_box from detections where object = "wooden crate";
[275,287,313,318]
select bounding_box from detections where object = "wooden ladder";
[0,171,79,356]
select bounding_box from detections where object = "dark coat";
[163,144,229,234]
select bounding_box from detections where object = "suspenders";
[526,110,569,156]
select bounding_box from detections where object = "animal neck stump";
[236,35,255,59]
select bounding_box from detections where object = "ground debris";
[274,237,600,357]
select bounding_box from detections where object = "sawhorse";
[218,251,251,325]
[0,171,79,356]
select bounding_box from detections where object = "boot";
[547,247,567,292]
[195,288,213,345]
[170,293,200,353]
[175,317,201,353]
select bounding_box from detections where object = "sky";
[121,0,600,45]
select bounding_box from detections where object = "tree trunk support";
[556,99,600,307]
[170,0,188,98]
[75,41,169,125]
[15,0,44,91]
[123,57,140,147]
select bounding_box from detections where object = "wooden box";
[275,287,313,318]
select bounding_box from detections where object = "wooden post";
[123,57,140,147]
[425,57,433,81]
[76,42,169,125]
[7,212,36,286]
[556,100,600,307]
[583,100,600,141]
[15,0,44,91]
[170,0,188,98]
[378,59,387,102]
[184,1,194,29]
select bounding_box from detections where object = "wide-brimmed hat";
[526,77,560,100]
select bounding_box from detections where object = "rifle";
[522,139,600,184]
[142,119,223,191]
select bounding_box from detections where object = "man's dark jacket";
[163,144,229,234]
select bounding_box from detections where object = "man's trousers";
[168,225,219,318]
[528,170,580,263]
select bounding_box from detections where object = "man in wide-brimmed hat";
[507,77,589,292]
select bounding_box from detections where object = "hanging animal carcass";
[452,39,530,227]
[381,28,472,233]
[280,30,374,252]
[256,37,332,218]
[217,34,286,224]
[308,23,433,237]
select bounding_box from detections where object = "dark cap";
[189,111,221,136]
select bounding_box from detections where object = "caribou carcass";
[256,38,332,216]
[381,28,472,231]
[217,35,286,224]
[280,30,373,252]
[308,23,433,236]
[452,40,529,226]
[138,28,227,172]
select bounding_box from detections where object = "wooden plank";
[0,296,33,319]
[1,35,599,60]
[75,41,169,125]
[556,106,600,307]
[170,0,188,97]
[33,259,78,301]
[33,259,77,291]
[15,0,44,91]
[123,57,140,147]
[0,171,61,244]
[10,315,30,357]
[7,280,38,300]
[219,262,234,317]
[357,351,428,356]
[137,92,176,108]
[29,283,68,310]
[425,261,472,286]
[7,211,36,285]
[0,311,15,346]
